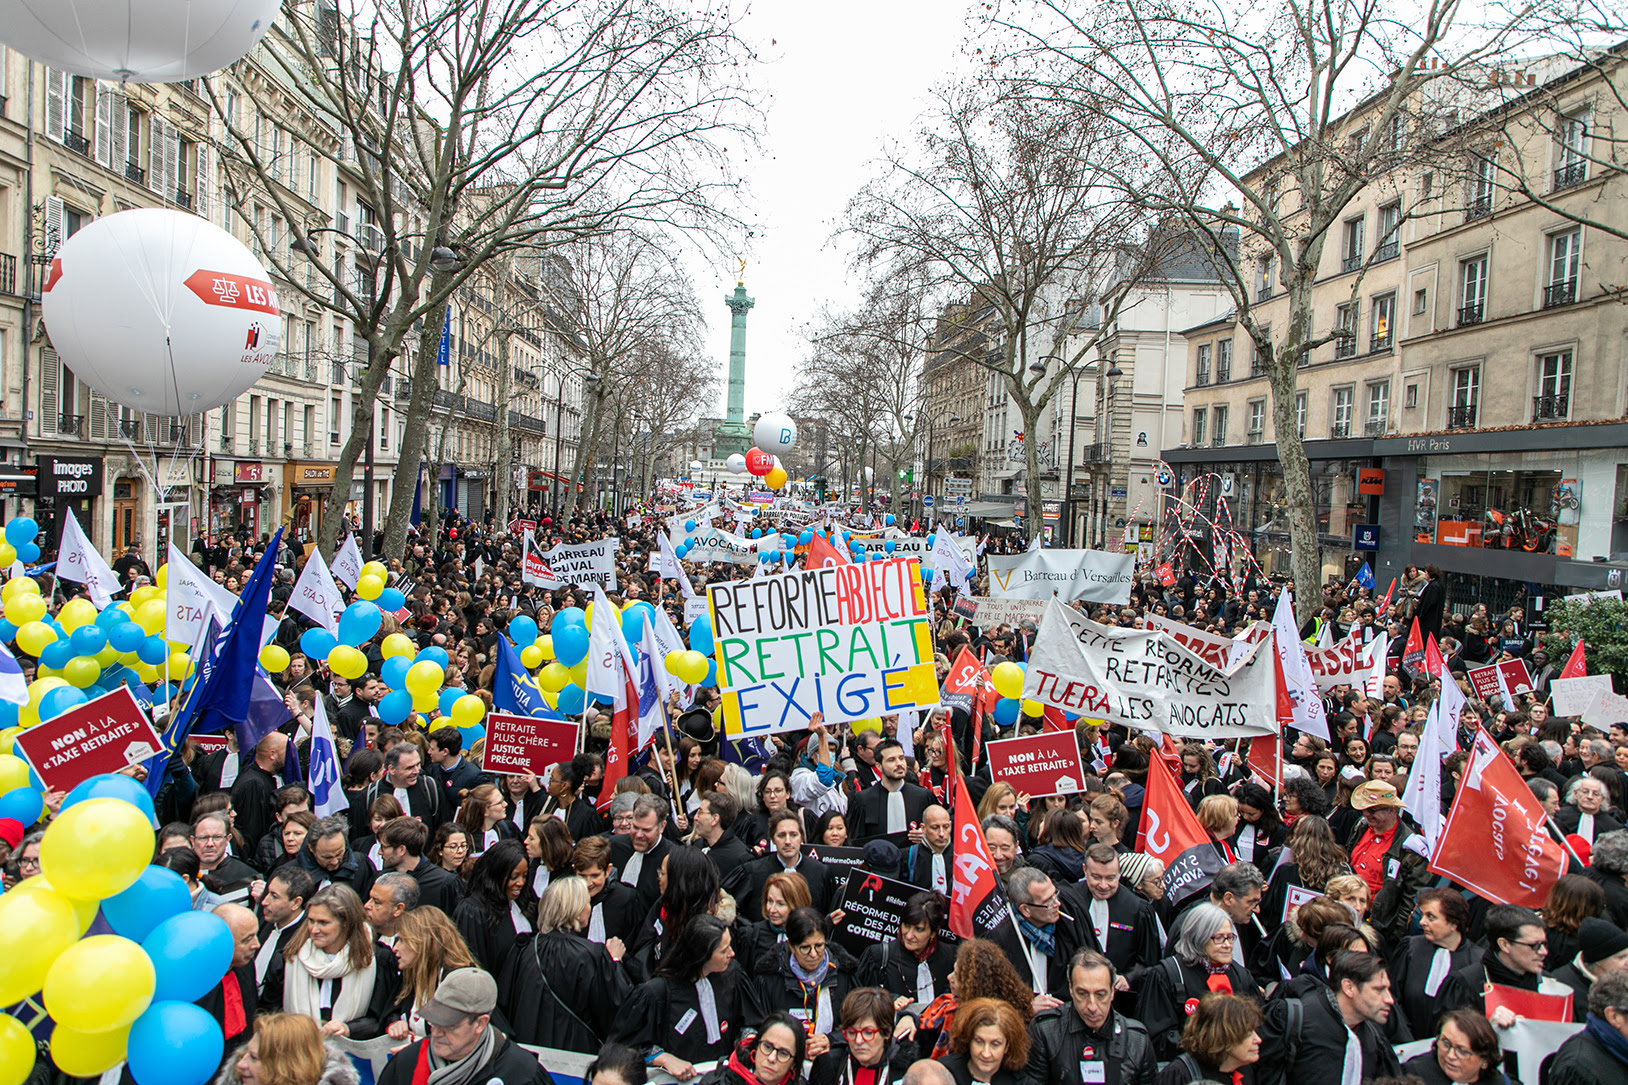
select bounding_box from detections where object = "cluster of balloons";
[989,660,1047,728]
[0,776,237,1085]
[742,448,789,490]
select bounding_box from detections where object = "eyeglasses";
[1209,933,1238,944]
[842,1027,882,1042]
[793,941,827,956]
[444,841,469,852]
[1024,897,1060,912]
[1513,938,1547,950]
[1438,1041,1480,1062]
[17,854,41,869]
[758,1041,795,1062]
[192,834,227,844]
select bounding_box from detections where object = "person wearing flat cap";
[376,968,553,1085]
[1344,780,1433,945]
[1551,917,1628,1020]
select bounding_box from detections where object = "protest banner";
[539,538,620,589]
[708,556,942,734]
[1467,663,1504,704]
[1549,673,1613,716]
[522,536,557,589]
[804,845,865,885]
[678,526,781,566]
[1145,615,1269,669]
[960,596,1047,627]
[683,596,710,626]
[1496,658,1534,699]
[1499,1019,1583,1085]
[834,869,955,956]
[1022,597,1278,738]
[480,712,581,777]
[985,732,1086,797]
[14,687,164,793]
[851,533,975,561]
[1304,628,1367,691]
[1581,687,1628,729]
[507,519,537,535]
[986,548,1135,605]
[1485,984,1573,1024]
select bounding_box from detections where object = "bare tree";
[214,0,753,556]
[990,0,1594,616]
[843,83,1155,541]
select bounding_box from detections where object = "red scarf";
[221,971,247,1040]
[1206,967,1233,994]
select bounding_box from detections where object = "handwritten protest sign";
[959,596,1047,627]
[480,712,580,777]
[1145,615,1269,669]
[539,538,619,589]
[708,556,942,734]
[1582,687,1628,729]
[986,732,1086,797]
[14,687,164,793]
[1022,597,1277,738]
[1467,663,1505,704]
[1550,674,1612,716]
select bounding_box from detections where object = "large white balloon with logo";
[42,208,279,415]
[753,411,797,455]
[0,0,280,82]
[725,453,746,474]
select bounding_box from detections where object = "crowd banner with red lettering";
[1146,614,1269,669]
[1304,628,1368,691]
[1428,727,1567,908]
[1137,752,1224,904]
[708,556,942,735]
[1022,597,1277,739]
[1466,663,1505,704]
[986,732,1086,798]
[480,712,581,777]
[14,687,165,793]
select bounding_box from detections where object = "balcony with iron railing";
[1447,403,1478,429]
[248,438,260,456]
[1543,279,1577,308]
[1457,302,1485,327]
[1194,365,1210,386]
[1532,394,1569,422]
[1080,442,1107,463]
[1373,240,1399,262]
[1553,161,1587,191]
[220,432,233,451]
[63,130,90,157]
[118,419,142,440]
[1464,195,1492,221]
[1246,428,1264,445]
[1341,252,1363,273]
[1334,335,1357,359]
[1210,433,1227,447]
[0,253,14,296]
[1331,420,1352,439]
[124,161,145,185]
[1364,418,1388,437]
[1255,286,1273,302]
[174,189,192,211]
[58,413,85,436]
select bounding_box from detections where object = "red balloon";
[745,448,773,476]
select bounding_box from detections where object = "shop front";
[210,460,271,540]
[284,461,338,544]
[35,454,103,552]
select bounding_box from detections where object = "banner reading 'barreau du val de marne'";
[1021,596,1278,739]
[986,548,1135,605]
[708,556,942,736]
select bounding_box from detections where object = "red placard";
[1485,983,1572,1023]
[508,519,537,535]
[985,731,1086,798]
[1467,663,1504,702]
[1357,467,1386,495]
[480,711,580,777]
[14,687,164,793]
[1497,658,1535,697]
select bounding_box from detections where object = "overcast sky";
[683,2,978,422]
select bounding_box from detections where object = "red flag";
[1156,734,1183,774]
[1428,726,1567,907]
[940,719,1014,941]
[1041,705,1072,734]
[804,532,850,568]
[1378,577,1397,614]
[1559,639,1587,679]
[1249,651,1290,789]
[943,647,997,769]
[1424,633,1446,678]
[596,654,638,811]
[1137,753,1224,904]
[1402,617,1425,676]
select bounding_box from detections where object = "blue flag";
[144,610,224,798]
[1355,562,1375,590]
[720,734,773,774]
[189,529,285,751]
[492,635,561,719]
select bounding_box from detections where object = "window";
[1545,230,1580,307]
[1295,392,1307,438]
[1341,217,1365,272]
[1555,113,1588,189]
[1375,203,1400,261]
[1335,302,1359,358]
[1191,408,1207,446]
[1405,382,1418,409]
[1468,155,1495,218]
[1413,287,1428,315]
[1256,257,1274,300]
[1386,114,1406,153]
[1459,255,1488,325]
[1195,343,1211,386]
[1371,293,1395,351]
[1366,382,1390,435]
[1332,387,1353,438]
[1216,339,1232,382]
[1247,400,1265,443]
[1252,325,1272,377]
[1535,351,1572,420]
[1211,405,1228,446]
[1422,171,1434,198]
[1450,366,1479,428]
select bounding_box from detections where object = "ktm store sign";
[1357,467,1385,495]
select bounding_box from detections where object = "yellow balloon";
[451,695,485,727]
[678,650,709,685]
[0,753,28,792]
[990,661,1025,700]
[132,662,160,684]
[0,726,17,755]
[95,644,120,666]
[404,660,444,696]
[39,798,154,902]
[381,633,416,659]
[361,561,388,581]
[540,687,559,709]
[568,660,588,689]
[5,594,46,626]
[129,586,159,608]
[0,885,83,1005]
[1020,697,1044,717]
[0,543,16,568]
[411,690,439,714]
[538,634,555,661]
[519,644,544,669]
[0,1013,37,1085]
[57,598,99,633]
[327,646,368,681]
[850,717,883,735]
[426,717,452,732]
[165,651,192,680]
[765,466,788,489]
[155,563,169,588]
[260,644,291,672]
[0,576,39,603]
[539,661,570,692]
[356,574,384,600]
[62,656,100,689]
[49,1022,131,1077]
[43,934,154,1034]
[134,599,167,635]
[14,875,98,933]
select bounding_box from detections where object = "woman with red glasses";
[808,988,919,1085]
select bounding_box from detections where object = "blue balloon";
[0,619,16,644]
[758,551,771,564]
[438,687,462,718]
[457,723,485,746]
[551,608,586,638]
[39,686,87,720]
[0,785,44,826]
[109,622,147,653]
[103,865,191,942]
[377,689,413,725]
[299,627,338,660]
[553,624,589,667]
[509,615,539,648]
[63,772,156,822]
[377,588,406,612]
[416,646,450,670]
[927,534,937,546]
[684,520,697,532]
[126,1000,224,1085]
[884,540,896,554]
[16,542,39,564]
[69,626,108,656]
[39,640,74,669]
[4,517,38,546]
[701,658,718,687]
[139,635,170,665]
[96,606,131,629]
[0,700,18,729]
[993,697,1021,728]
[621,604,652,643]
[144,912,234,1003]
[381,656,411,689]
[751,528,763,539]
[799,531,813,544]
[338,601,383,646]
[689,613,714,656]
[557,683,586,715]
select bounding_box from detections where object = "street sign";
[923,496,935,508]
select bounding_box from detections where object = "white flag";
[308,693,346,818]
[1401,660,1462,854]
[165,543,240,648]
[928,531,976,595]
[1027,533,1043,552]
[657,531,696,599]
[585,585,638,703]
[56,508,121,609]
[1271,591,1329,741]
[290,546,343,635]
[330,534,364,589]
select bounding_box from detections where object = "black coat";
[258,942,401,1040]
[940,1054,1020,1085]
[740,854,833,921]
[363,776,446,831]
[1024,1007,1157,1085]
[613,962,762,1064]
[453,896,529,978]
[608,833,672,917]
[847,781,934,845]
[587,878,644,946]
[1542,1025,1628,1085]
[693,835,755,900]
[375,1032,553,1085]
[808,1039,918,1085]
[1388,934,1483,1038]
[1403,1048,1510,1085]
[230,763,282,855]
[1135,957,1260,1061]
[752,941,860,1036]
[856,936,955,1004]
[403,856,464,915]
[295,839,377,901]
[1283,986,1399,1085]
[1583,866,1628,928]
[498,929,631,1053]
[1057,884,1162,981]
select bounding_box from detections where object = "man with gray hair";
[296,813,376,898]
[365,741,445,828]
[1558,776,1624,843]
[1534,968,1628,1083]
[608,792,671,914]
[1585,829,1628,928]
[365,872,421,945]
[998,866,1068,1008]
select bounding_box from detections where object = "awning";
[962,501,1013,517]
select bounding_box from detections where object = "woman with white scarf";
[1387,887,1483,1039]
[262,884,400,1039]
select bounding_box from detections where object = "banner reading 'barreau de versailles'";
[986,548,1135,605]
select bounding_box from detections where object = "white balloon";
[43,208,279,415]
[753,412,798,455]
[0,0,280,82]
[725,453,747,474]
